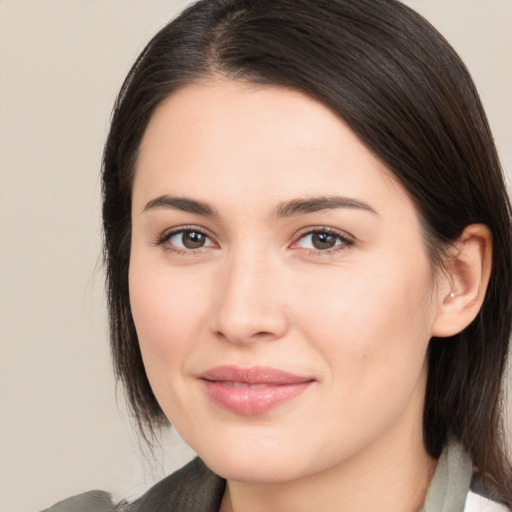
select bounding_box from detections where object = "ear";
[431,224,492,338]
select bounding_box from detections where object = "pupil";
[312,232,336,250]
[183,231,205,249]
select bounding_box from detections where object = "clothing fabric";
[40,490,118,512]
[41,441,509,512]
[419,442,508,512]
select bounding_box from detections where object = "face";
[129,79,442,483]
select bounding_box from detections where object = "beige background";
[0,1,511,511]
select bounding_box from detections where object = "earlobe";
[431,224,492,338]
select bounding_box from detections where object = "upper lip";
[199,365,314,385]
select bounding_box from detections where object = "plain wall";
[0,1,510,511]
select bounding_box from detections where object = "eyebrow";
[142,194,378,217]
[143,196,218,216]
[274,196,378,217]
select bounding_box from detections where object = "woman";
[46,0,512,510]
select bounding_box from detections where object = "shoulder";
[126,457,225,512]
[465,473,510,512]
[40,490,116,512]
[465,491,510,512]
[40,458,224,512]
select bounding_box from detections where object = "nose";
[209,249,289,345]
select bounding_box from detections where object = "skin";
[129,78,490,512]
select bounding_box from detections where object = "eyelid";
[154,225,218,251]
[289,226,355,253]
[153,224,354,255]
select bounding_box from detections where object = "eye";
[159,227,215,252]
[293,228,353,252]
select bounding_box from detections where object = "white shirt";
[465,491,509,512]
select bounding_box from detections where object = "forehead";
[138,79,353,169]
[134,78,412,217]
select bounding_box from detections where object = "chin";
[189,430,325,484]
[205,453,306,483]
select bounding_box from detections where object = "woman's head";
[102,0,512,495]
[129,79,464,483]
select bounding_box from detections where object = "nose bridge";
[211,241,287,343]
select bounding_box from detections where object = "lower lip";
[200,380,313,415]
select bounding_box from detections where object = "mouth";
[199,366,315,415]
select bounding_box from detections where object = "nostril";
[254,331,272,337]
[214,326,283,344]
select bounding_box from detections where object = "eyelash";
[155,226,214,255]
[154,226,354,256]
[290,226,354,255]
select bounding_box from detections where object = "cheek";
[293,251,435,390]
[128,260,208,377]
[128,260,215,429]
[295,264,434,457]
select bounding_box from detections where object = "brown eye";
[164,228,214,251]
[294,229,353,252]
[182,231,207,249]
[311,232,337,250]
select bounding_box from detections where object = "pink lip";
[199,366,315,415]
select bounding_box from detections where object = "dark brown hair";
[102,0,512,501]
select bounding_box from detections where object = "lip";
[199,366,315,415]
